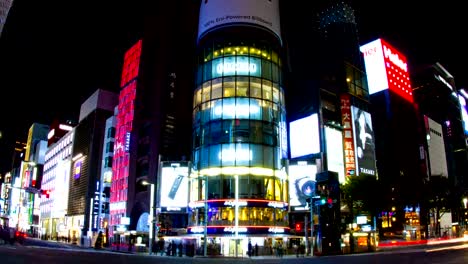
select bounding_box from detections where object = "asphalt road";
[0,238,467,264]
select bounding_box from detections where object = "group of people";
[0,226,19,245]
[247,241,259,257]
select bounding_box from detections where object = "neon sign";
[216,61,257,75]
[224,227,248,233]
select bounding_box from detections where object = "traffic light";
[41,189,50,198]
[295,223,302,232]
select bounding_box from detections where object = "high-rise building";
[40,127,75,240]
[412,62,468,236]
[108,0,199,250]
[360,38,426,238]
[18,123,49,234]
[282,0,373,255]
[188,0,289,255]
[67,89,118,245]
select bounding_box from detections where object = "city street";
[0,238,467,264]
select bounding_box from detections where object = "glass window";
[235,98,250,119]
[209,144,221,167]
[223,77,235,98]
[235,143,251,166]
[249,98,262,120]
[194,86,202,107]
[192,149,200,169]
[201,102,212,125]
[250,121,263,144]
[250,57,262,77]
[203,60,212,82]
[210,121,223,145]
[232,119,250,143]
[196,65,203,85]
[202,81,211,102]
[193,126,201,148]
[262,80,272,101]
[200,147,209,169]
[212,78,222,99]
[262,101,273,122]
[271,65,279,83]
[251,144,264,167]
[222,98,236,119]
[262,59,272,80]
[193,106,201,126]
[221,144,235,167]
[271,51,278,65]
[272,84,279,103]
[107,127,116,138]
[236,76,249,97]
[250,77,262,98]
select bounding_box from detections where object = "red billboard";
[360,38,413,103]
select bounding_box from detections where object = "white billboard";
[159,164,189,210]
[325,126,345,184]
[198,0,281,41]
[425,116,448,177]
[289,113,320,158]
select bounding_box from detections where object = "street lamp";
[204,174,208,257]
[463,197,468,209]
[142,180,155,255]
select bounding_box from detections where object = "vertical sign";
[340,94,356,177]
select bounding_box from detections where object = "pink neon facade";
[109,40,141,229]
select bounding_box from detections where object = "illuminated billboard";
[198,0,281,41]
[424,116,448,177]
[288,162,317,209]
[159,164,189,210]
[458,90,468,135]
[351,106,377,176]
[289,113,320,158]
[325,126,345,184]
[360,38,413,103]
[340,94,356,177]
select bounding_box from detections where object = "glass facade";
[189,39,289,236]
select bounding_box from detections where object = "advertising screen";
[198,0,281,41]
[288,163,317,208]
[360,38,413,103]
[458,92,468,135]
[289,113,320,158]
[351,106,377,176]
[325,126,345,184]
[160,164,189,209]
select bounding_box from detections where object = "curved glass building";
[188,0,290,256]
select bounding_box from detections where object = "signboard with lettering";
[360,38,413,103]
[340,94,356,177]
[198,0,281,42]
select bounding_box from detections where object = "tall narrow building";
[108,0,199,250]
[188,0,289,255]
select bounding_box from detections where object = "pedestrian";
[248,241,252,257]
[255,243,258,256]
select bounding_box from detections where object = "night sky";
[0,1,466,174]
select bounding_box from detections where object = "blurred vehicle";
[15,230,27,244]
